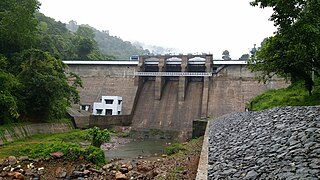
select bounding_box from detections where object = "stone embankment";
[208,106,320,179]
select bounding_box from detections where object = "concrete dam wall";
[207,65,288,118]
[131,80,203,138]
[64,58,288,139]
[66,63,137,115]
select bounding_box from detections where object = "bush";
[165,143,186,155]
[87,127,110,147]
[84,145,106,166]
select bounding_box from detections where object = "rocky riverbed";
[0,137,202,179]
[208,106,320,179]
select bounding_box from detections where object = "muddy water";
[103,137,171,161]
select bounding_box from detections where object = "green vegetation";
[0,0,157,125]
[249,78,320,111]
[249,0,320,95]
[165,143,186,155]
[0,129,107,166]
[87,127,110,147]
[166,166,186,180]
[164,138,202,156]
[65,21,149,59]
[0,0,83,124]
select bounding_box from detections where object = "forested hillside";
[35,13,150,60]
[0,0,153,124]
[0,0,82,124]
[66,21,150,59]
[35,13,109,60]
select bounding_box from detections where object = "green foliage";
[249,77,320,111]
[84,145,106,167]
[0,0,39,55]
[66,22,149,59]
[0,130,106,165]
[0,57,20,124]
[0,2,83,123]
[163,166,185,180]
[15,49,81,120]
[222,50,231,60]
[35,13,107,60]
[165,143,186,155]
[88,127,111,147]
[249,0,320,95]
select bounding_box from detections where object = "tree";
[249,0,320,95]
[222,50,231,60]
[239,54,250,61]
[0,0,39,55]
[250,44,257,58]
[0,56,20,124]
[16,49,81,120]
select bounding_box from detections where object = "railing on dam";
[134,72,212,77]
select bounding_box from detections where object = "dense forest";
[68,21,150,59]
[0,0,86,124]
[0,0,173,124]
[36,14,150,60]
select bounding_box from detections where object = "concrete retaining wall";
[0,123,74,145]
[89,115,131,129]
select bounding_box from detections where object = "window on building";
[118,111,121,115]
[81,105,90,111]
[96,109,103,115]
[118,100,122,105]
[105,99,114,104]
[106,109,112,115]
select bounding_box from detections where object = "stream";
[102,136,171,162]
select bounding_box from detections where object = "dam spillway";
[131,80,203,139]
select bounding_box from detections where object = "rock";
[55,167,67,178]
[72,171,84,177]
[115,171,127,180]
[18,156,29,161]
[244,170,258,179]
[103,163,113,170]
[208,106,320,179]
[119,167,129,174]
[7,172,24,180]
[8,156,17,165]
[83,170,90,175]
[50,151,64,158]
[127,164,133,171]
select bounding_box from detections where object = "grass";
[165,137,203,156]
[0,129,106,166]
[249,78,320,111]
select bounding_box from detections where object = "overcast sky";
[38,0,276,59]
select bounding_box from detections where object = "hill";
[66,21,150,59]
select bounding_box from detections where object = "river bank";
[0,137,203,179]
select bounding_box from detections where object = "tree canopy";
[249,0,320,95]
[0,0,82,124]
[222,50,231,60]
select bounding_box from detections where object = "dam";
[64,55,287,139]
